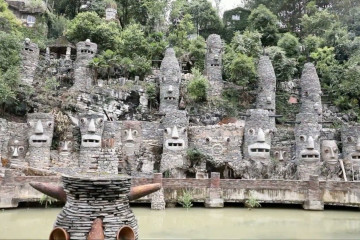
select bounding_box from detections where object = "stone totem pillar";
[295,113,321,180]
[341,125,360,180]
[73,39,97,90]
[159,48,181,113]
[299,63,322,122]
[76,113,105,173]
[21,38,39,85]
[26,113,54,168]
[160,110,189,178]
[205,34,223,98]
[256,56,277,127]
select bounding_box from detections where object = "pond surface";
[0,207,360,239]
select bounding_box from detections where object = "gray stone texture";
[256,56,276,113]
[299,63,322,122]
[26,113,54,168]
[54,175,138,239]
[21,38,39,85]
[341,125,360,180]
[159,48,181,113]
[73,40,97,90]
[205,34,223,98]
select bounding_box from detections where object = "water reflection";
[0,207,360,239]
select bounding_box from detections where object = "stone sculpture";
[205,34,223,98]
[21,38,39,85]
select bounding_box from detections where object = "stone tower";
[159,48,181,113]
[256,56,276,114]
[73,39,97,90]
[105,2,117,20]
[21,38,39,85]
[205,34,223,98]
[299,63,322,122]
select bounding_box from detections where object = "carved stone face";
[271,147,290,162]
[79,114,104,148]
[248,128,271,161]
[164,126,187,151]
[59,140,73,156]
[300,136,320,163]
[121,121,142,156]
[27,113,54,148]
[321,140,338,165]
[8,138,27,161]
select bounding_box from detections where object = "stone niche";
[26,113,54,168]
[188,123,244,168]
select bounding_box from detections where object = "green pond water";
[0,207,360,239]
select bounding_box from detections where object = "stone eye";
[80,118,86,124]
[183,128,187,133]
[124,130,128,134]
[275,152,279,156]
[333,148,338,153]
[27,122,32,127]
[97,118,103,124]
[165,128,171,134]
[133,130,138,136]
[283,152,287,157]
[347,137,353,143]
[18,147,24,152]
[47,122,52,127]
[225,137,230,142]
[206,137,211,143]
[325,149,329,153]
[248,129,255,135]
[10,146,15,152]
[300,135,306,142]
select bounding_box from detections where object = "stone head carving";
[76,40,97,62]
[121,121,142,156]
[206,34,222,67]
[27,113,54,148]
[299,136,320,163]
[248,128,271,162]
[58,140,73,156]
[271,147,290,162]
[341,126,360,169]
[321,140,339,165]
[72,114,105,149]
[164,126,186,151]
[8,138,27,164]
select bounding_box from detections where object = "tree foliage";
[186,68,208,102]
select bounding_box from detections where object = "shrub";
[265,46,297,82]
[277,33,300,58]
[186,68,208,102]
[224,50,256,86]
[178,189,193,208]
[245,191,261,208]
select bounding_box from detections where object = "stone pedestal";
[205,172,224,208]
[303,175,324,210]
[151,173,165,210]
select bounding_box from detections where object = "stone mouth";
[29,135,50,147]
[82,135,101,148]
[165,139,185,150]
[351,153,360,160]
[300,149,320,162]
[164,97,176,100]
[212,144,223,155]
[250,148,270,153]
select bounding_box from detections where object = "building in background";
[222,6,251,42]
[5,0,46,27]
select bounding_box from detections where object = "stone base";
[151,188,166,210]
[303,200,324,210]
[205,198,224,208]
[0,198,18,208]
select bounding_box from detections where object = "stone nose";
[88,119,96,133]
[278,151,284,161]
[330,148,335,157]
[171,126,179,139]
[126,129,134,142]
[62,141,68,151]
[12,147,19,157]
[257,128,265,142]
[35,120,44,134]
[307,136,315,149]
[168,85,173,93]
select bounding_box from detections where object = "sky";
[209,0,246,15]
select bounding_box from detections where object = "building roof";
[48,36,76,49]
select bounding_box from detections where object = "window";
[27,15,36,27]
[232,14,240,21]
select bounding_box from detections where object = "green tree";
[265,46,297,82]
[224,49,256,86]
[230,30,263,58]
[300,10,335,37]
[142,0,169,32]
[187,68,208,102]
[116,23,148,57]
[186,36,206,71]
[247,4,279,46]
[277,33,300,58]
[303,35,324,55]
[0,0,22,33]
